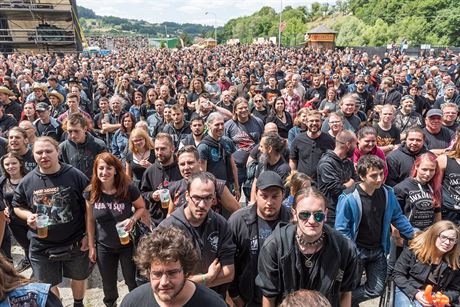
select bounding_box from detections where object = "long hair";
[144,88,158,107]
[0,152,27,179]
[87,152,131,204]
[19,102,38,122]
[410,220,460,270]
[128,127,154,154]
[447,128,460,159]
[293,108,309,127]
[285,171,312,196]
[120,112,135,134]
[0,255,30,300]
[232,97,250,122]
[410,152,442,207]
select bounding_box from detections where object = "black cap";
[256,171,284,190]
[36,102,50,112]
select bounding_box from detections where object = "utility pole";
[205,11,217,43]
[278,0,283,48]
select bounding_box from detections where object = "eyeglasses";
[254,100,263,103]
[438,234,458,244]
[150,268,183,280]
[189,194,215,205]
[297,211,326,222]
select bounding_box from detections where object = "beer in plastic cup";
[36,215,49,238]
[160,189,170,209]
[116,221,130,245]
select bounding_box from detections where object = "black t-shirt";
[255,157,291,182]
[375,124,401,147]
[12,164,89,251]
[84,183,141,248]
[305,85,327,108]
[262,87,281,102]
[290,132,335,179]
[1,178,25,225]
[251,108,268,124]
[394,178,439,231]
[355,185,386,249]
[21,149,38,173]
[120,282,227,307]
[125,151,156,188]
[423,127,454,150]
[197,136,235,182]
[257,216,278,249]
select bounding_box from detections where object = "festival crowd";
[0,37,460,307]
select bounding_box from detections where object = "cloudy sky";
[77,0,331,26]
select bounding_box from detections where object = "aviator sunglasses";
[297,211,326,222]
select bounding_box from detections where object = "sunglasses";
[297,211,326,222]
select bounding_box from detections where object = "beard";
[346,147,355,158]
[259,153,269,165]
[154,278,186,302]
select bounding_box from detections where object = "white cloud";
[78,0,333,25]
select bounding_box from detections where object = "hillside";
[221,1,460,47]
[77,6,216,44]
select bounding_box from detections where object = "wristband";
[201,274,206,286]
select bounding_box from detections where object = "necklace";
[302,248,319,268]
[296,232,325,247]
[296,232,325,268]
[134,150,149,161]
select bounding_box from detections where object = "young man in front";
[335,155,414,306]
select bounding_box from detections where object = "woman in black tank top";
[438,135,460,223]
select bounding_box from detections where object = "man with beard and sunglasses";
[256,187,360,307]
[317,130,359,226]
[335,155,414,307]
[120,226,226,307]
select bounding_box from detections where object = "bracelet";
[201,274,206,286]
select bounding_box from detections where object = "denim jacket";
[0,283,50,307]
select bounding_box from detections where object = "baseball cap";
[426,109,443,118]
[36,102,50,112]
[256,171,284,190]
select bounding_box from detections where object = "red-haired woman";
[19,101,38,123]
[394,152,442,231]
[85,152,148,307]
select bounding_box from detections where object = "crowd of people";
[0,38,460,307]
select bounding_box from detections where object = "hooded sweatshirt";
[385,143,428,187]
[59,132,107,178]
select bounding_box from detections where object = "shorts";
[29,243,90,286]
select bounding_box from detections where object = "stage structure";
[0,0,84,53]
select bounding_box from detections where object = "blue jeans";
[394,287,423,307]
[352,246,387,306]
